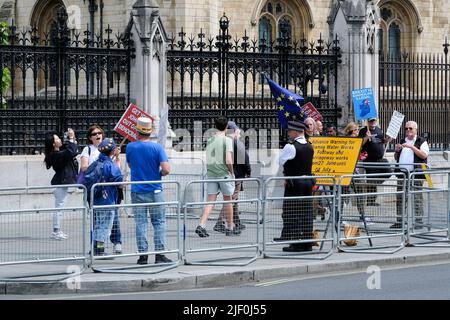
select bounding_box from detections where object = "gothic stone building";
[0,0,448,56]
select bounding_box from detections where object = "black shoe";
[273,236,290,242]
[195,226,210,238]
[282,244,312,252]
[155,254,172,264]
[414,220,424,230]
[137,255,148,265]
[225,227,241,236]
[235,223,246,231]
[390,222,402,229]
[213,222,226,233]
[367,202,380,206]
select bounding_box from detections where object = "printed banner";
[114,103,154,142]
[309,136,363,186]
[352,87,377,121]
[302,102,323,121]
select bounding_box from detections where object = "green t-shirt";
[206,134,233,177]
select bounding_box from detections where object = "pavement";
[1,241,450,295]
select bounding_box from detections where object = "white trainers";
[51,231,68,240]
[113,243,122,254]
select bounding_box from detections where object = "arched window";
[278,17,292,45]
[387,22,401,85]
[30,0,70,88]
[388,23,401,59]
[258,16,273,49]
[257,0,304,50]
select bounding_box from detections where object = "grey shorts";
[206,175,235,196]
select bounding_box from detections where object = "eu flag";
[266,77,305,129]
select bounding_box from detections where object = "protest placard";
[385,110,405,139]
[352,88,377,121]
[114,103,154,142]
[302,102,322,121]
[309,136,363,186]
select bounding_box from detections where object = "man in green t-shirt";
[195,116,240,237]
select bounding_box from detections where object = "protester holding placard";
[392,121,429,230]
[358,118,392,206]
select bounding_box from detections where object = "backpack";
[76,146,92,185]
[83,159,105,202]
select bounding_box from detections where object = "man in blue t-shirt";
[126,117,172,265]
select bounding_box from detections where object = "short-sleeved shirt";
[398,136,429,172]
[206,134,233,177]
[126,140,169,193]
[359,126,385,161]
[81,145,100,166]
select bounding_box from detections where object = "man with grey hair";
[392,121,429,229]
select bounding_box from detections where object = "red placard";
[302,102,322,121]
[114,103,154,142]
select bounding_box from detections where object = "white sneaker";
[113,243,122,254]
[51,231,68,240]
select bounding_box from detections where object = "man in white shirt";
[392,121,429,229]
[275,120,315,252]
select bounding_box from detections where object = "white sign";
[386,111,405,139]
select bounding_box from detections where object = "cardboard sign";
[309,137,363,186]
[352,88,377,121]
[302,102,322,121]
[386,110,405,139]
[114,104,154,142]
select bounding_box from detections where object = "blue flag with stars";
[266,77,305,129]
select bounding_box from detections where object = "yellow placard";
[309,137,363,186]
[420,163,433,187]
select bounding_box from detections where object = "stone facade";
[0,0,447,54]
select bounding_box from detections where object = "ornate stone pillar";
[129,0,173,146]
[328,0,380,124]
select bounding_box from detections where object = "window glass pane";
[278,17,292,44]
[259,16,273,46]
[388,23,401,85]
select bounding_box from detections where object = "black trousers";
[280,180,314,241]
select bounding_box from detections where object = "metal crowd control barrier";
[89,180,181,274]
[407,170,450,247]
[0,184,88,281]
[183,178,261,266]
[166,156,206,219]
[337,172,407,254]
[262,176,335,260]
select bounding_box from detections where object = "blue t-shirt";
[126,140,168,193]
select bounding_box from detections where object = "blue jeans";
[93,209,115,243]
[131,191,166,252]
[109,209,122,245]
[53,187,68,230]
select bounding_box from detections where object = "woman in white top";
[81,124,123,254]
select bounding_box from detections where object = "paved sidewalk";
[1,245,450,295]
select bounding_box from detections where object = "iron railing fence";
[167,15,341,151]
[0,8,133,155]
[379,48,450,150]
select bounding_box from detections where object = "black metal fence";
[167,15,341,151]
[379,45,450,150]
[0,8,133,155]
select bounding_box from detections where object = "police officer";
[276,120,315,252]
